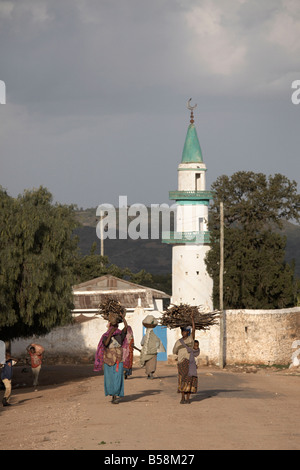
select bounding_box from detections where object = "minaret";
[162,100,213,310]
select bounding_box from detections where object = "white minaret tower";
[162,100,213,310]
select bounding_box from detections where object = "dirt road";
[0,363,299,451]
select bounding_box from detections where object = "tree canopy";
[205,172,300,309]
[0,186,79,341]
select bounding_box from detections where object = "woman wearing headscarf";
[94,311,128,404]
[172,312,197,404]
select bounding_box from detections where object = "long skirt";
[177,359,198,394]
[104,362,124,397]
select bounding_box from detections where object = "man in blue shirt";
[1,353,17,407]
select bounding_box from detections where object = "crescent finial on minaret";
[187,98,197,124]
[187,98,197,111]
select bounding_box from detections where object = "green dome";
[181,124,203,163]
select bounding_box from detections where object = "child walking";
[1,353,17,407]
[26,344,44,390]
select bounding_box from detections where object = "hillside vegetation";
[73,208,300,279]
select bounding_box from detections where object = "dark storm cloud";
[0,0,299,208]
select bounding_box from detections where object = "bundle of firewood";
[98,297,126,322]
[160,303,219,331]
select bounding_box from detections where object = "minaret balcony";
[161,230,210,244]
[169,190,214,201]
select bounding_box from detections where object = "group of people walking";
[2,313,200,407]
[94,312,200,405]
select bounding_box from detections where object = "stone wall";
[169,307,300,367]
[224,307,300,365]
[11,307,300,367]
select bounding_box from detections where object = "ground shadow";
[8,365,173,401]
[11,364,100,391]
[128,373,177,381]
[13,395,43,405]
[192,389,242,402]
[121,389,162,403]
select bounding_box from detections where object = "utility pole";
[0,83,7,357]
[219,201,224,369]
[100,210,104,267]
[0,80,6,104]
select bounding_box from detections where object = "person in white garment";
[140,315,165,379]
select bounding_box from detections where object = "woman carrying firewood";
[94,311,129,404]
[172,312,198,404]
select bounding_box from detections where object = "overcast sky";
[0,0,300,210]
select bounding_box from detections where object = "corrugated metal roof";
[72,275,170,311]
[73,274,169,296]
[73,291,153,310]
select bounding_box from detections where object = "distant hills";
[73,208,300,278]
[73,206,173,274]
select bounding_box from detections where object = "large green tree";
[205,172,300,309]
[0,186,79,341]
